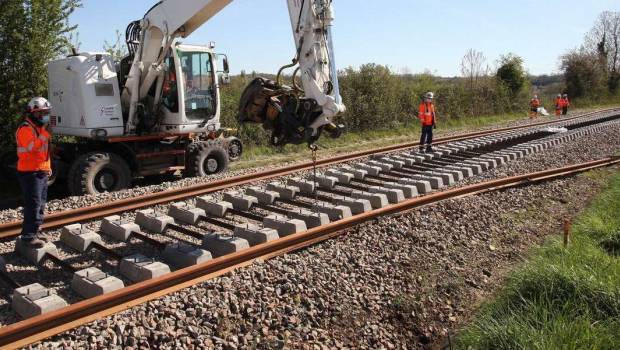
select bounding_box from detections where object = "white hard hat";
[425,92,434,99]
[27,97,52,113]
[557,94,562,98]
[533,95,538,99]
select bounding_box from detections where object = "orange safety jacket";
[562,98,570,107]
[554,97,563,109]
[418,102,435,126]
[15,119,51,172]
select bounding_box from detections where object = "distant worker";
[16,97,52,247]
[529,95,540,119]
[554,94,563,117]
[418,92,436,152]
[562,93,570,115]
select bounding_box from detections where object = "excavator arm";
[122,0,345,146]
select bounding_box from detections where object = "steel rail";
[0,156,618,349]
[0,108,616,240]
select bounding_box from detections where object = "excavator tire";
[227,137,243,161]
[184,141,229,178]
[67,152,132,196]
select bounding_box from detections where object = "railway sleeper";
[330,196,372,215]
[266,182,300,200]
[263,215,307,236]
[71,267,125,299]
[233,223,279,246]
[12,283,68,319]
[14,237,60,265]
[338,165,368,180]
[287,178,316,194]
[119,254,171,283]
[368,186,405,204]
[196,196,233,218]
[323,170,354,185]
[222,191,258,211]
[353,163,383,177]
[245,186,280,205]
[314,174,339,189]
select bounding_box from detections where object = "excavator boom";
[123,0,345,146]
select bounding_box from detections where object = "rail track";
[0,109,619,349]
[0,108,617,239]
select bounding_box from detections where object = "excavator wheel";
[67,152,132,195]
[227,137,243,162]
[184,141,229,178]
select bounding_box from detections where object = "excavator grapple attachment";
[238,77,342,147]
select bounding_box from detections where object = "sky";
[70,0,620,77]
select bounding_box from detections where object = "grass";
[455,169,620,350]
[231,104,618,171]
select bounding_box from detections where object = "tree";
[0,0,81,149]
[103,30,128,61]
[561,49,607,99]
[496,53,527,96]
[461,49,487,90]
[460,49,488,116]
[585,11,620,92]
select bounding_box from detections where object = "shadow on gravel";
[0,174,182,211]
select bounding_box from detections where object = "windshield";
[179,51,216,120]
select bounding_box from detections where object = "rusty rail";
[0,156,618,349]
[1,108,616,240]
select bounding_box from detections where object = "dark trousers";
[420,125,434,147]
[17,171,48,240]
[562,107,568,115]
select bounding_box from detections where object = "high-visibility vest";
[419,102,435,126]
[562,98,570,107]
[555,97,562,109]
[15,119,51,172]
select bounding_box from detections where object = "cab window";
[179,51,216,120]
[162,56,179,113]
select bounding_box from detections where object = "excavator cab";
[127,43,229,135]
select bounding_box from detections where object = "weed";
[455,170,620,349]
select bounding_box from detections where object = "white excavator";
[39,0,345,195]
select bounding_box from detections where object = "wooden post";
[563,218,571,247]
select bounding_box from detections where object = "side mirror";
[223,57,230,73]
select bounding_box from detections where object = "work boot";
[418,146,424,153]
[23,238,46,248]
[426,145,434,153]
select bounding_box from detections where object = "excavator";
[38,0,345,195]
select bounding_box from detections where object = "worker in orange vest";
[529,95,540,119]
[562,93,570,115]
[418,92,436,152]
[16,97,52,247]
[554,94,563,117]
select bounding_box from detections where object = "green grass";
[456,170,620,350]
[231,104,620,171]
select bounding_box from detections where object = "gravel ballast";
[9,119,619,349]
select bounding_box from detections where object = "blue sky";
[71,0,619,77]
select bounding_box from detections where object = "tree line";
[0,1,618,150]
